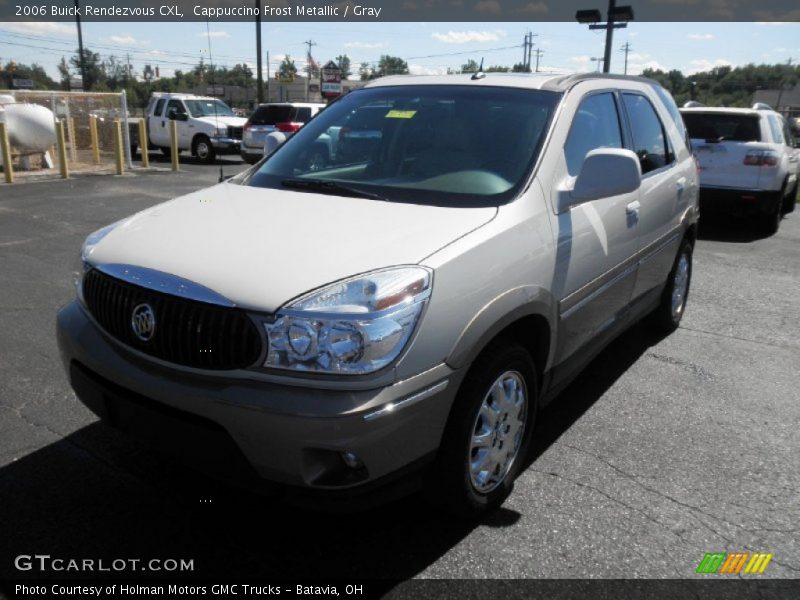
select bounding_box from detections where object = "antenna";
[471,57,486,80]
[205,20,224,182]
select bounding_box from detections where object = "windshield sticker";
[385,110,417,119]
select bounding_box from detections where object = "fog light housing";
[341,451,363,470]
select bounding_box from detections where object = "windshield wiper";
[281,178,387,201]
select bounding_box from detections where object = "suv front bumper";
[56,300,461,493]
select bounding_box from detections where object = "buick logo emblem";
[131,303,156,342]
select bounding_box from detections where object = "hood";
[195,115,247,128]
[87,183,497,312]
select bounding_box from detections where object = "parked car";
[680,103,799,233]
[58,73,698,516]
[241,102,325,164]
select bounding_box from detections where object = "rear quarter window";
[250,105,295,125]
[652,85,690,152]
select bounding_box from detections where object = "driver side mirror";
[559,148,642,212]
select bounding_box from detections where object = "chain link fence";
[0,90,134,181]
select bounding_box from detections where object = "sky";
[1,20,799,82]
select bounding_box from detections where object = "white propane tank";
[3,103,57,152]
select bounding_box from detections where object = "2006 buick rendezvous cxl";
[57,73,698,516]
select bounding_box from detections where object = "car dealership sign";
[320,61,342,98]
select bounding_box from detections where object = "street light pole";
[74,0,87,90]
[601,0,615,74]
[255,0,264,104]
[576,1,633,74]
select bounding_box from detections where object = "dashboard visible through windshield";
[245,85,561,207]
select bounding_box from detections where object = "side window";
[564,93,623,176]
[296,107,312,122]
[652,84,690,153]
[166,99,186,117]
[622,93,669,175]
[767,115,784,143]
[154,98,166,117]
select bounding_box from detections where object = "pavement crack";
[678,324,798,351]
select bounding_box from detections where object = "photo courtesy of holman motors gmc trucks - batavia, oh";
[57,72,698,517]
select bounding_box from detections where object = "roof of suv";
[363,72,661,92]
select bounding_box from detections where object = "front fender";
[445,285,557,371]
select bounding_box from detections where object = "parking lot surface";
[1,160,798,582]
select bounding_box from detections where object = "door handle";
[676,176,687,193]
[626,200,641,216]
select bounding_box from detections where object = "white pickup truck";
[137,93,247,163]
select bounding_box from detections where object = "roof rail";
[752,102,773,111]
[683,100,705,108]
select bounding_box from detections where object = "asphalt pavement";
[1,157,798,585]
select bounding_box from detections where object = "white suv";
[58,73,698,516]
[681,103,799,233]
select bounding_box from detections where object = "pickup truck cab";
[144,93,247,163]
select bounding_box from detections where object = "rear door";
[148,97,168,146]
[682,111,764,189]
[621,90,695,298]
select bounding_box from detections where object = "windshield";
[245,85,561,207]
[184,99,235,118]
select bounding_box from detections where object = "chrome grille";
[82,269,262,370]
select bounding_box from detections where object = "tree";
[335,54,352,79]
[57,56,71,90]
[461,59,479,73]
[360,55,409,80]
[69,47,104,90]
[359,62,371,81]
[278,55,298,81]
[485,65,510,73]
[512,62,531,73]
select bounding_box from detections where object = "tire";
[649,237,693,334]
[243,155,259,165]
[192,135,216,164]
[782,180,797,214]
[425,343,537,518]
[761,192,782,235]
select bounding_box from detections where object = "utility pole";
[255,0,264,104]
[620,41,631,75]
[522,31,538,72]
[591,57,605,72]
[575,0,634,74]
[74,0,87,90]
[533,48,544,72]
[266,50,270,102]
[304,39,316,101]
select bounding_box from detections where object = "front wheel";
[782,180,797,214]
[425,343,537,518]
[193,135,216,164]
[649,238,693,334]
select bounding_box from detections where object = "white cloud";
[685,58,733,75]
[408,64,449,75]
[109,34,150,46]
[198,31,230,39]
[688,33,714,40]
[431,30,506,44]
[149,50,166,56]
[756,21,791,26]
[0,21,73,36]
[344,41,387,49]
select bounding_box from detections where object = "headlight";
[263,267,432,375]
[77,222,121,302]
[214,127,228,137]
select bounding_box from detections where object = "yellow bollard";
[170,120,179,172]
[138,118,149,168]
[0,122,13,184]
[68,116,77,162]
[89,115,100,164]
[113,119,124,175]
[56,120,69,179]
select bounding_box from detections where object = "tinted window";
[564,93,623,176]
[166,99,186,116]
[767,115,784,143]
[623,93,668,174]
[296,107,313,122]
[250,105,295,125]
[154,99,166,117]
[682,113,761,142]
[246,85,561,207]
[652,84,690,152]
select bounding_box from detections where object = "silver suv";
[57,73,698,516]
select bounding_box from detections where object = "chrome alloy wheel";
[671,252,690,320]
[469,370,528,494]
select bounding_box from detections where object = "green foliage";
[0,60,58,89]
[361,55,409,80]
[334,55,352,80]
[642,63,800,107]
